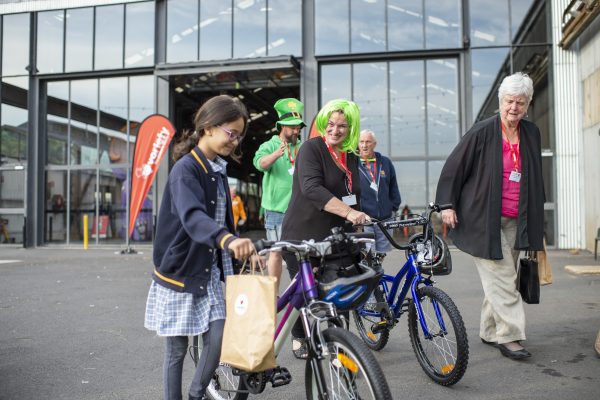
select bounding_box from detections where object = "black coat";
[435,114,545,260]
[281,137,361,242]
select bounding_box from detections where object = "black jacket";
[152,147,236,294]
[435,114,545,260]
[358,152,401,220]
[281,137,361,242]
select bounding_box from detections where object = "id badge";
[342,194,357,206]
[288,167,295,175]
[370,182,378,191]
[509,170,521,182]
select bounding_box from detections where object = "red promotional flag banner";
[129,114,175,238]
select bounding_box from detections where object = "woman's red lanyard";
[322,136,352,193]
[286,143,298,165]
[501,121,520,172]
[363,158,377,182]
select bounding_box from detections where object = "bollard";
[83,214,89,249]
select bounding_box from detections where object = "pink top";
[501,139,521,218]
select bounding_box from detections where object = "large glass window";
[70,79,98,166]
[321,64,351,105]
[125,1,155,67]
[199,0,233,61]
[390,61,425,157]
[233,0,266,58]
[388,0,424,51]
[321,58,459,210]
[353,63,388,154]
[351,0,386,53]
[2,13,30,76]
[424,0,461,49]
[47,81,69,166]
[44,76,155,245]
[167,0,199,63]
[426,59,459,156]
[65,7,93,72]
[37,10,64,74]
[316,0,462,55]
[315,0,350,55]
[267,0,302,56]
[1,77,29,163]
[95,5,124,70]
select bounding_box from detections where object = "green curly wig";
[315,99,360,153]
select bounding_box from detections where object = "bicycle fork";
[410,279,448,339]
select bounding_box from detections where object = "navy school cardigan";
[152,147,237,295]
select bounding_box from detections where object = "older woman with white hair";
[436,72,545,360]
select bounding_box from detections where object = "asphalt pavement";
[0,242,599,400]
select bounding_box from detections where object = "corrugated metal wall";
[551,0,585,249]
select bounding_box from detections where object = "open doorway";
[169,66,300,231]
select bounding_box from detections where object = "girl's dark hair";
[173,95,249,162]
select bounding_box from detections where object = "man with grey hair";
[358,129,401,252]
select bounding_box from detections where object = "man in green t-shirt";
[253,98,305,283]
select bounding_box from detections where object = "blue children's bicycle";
[192,228,393,399]
[353,202,469,386]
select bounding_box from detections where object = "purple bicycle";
[193,227,393,400]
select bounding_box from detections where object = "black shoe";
[497,343,531,360]
[481,338,497,347]
[292,337,308,360]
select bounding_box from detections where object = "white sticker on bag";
[234,294,249,315]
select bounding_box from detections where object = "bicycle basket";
[406,233,452,276]
[317,251,383,311]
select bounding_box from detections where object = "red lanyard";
[322,136,352,192]
[501,121,520,172]
[286,143,298,165]
[362,158,377,182]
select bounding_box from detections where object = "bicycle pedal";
[371,321,391,334]
[269,367,292,388]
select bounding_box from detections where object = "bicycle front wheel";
[305,327,392,400]
[407,286,469,386]
[352,286,390,350]
[191,336,248,400]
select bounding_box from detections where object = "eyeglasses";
[218,125,244,143]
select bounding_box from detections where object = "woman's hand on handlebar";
[346,209,371,225]
[228,238,255,260]
[441,209,458,229]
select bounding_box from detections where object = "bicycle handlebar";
[254,230,374,257]
[365,202,452,251]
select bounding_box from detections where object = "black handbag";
[518,251,540,304]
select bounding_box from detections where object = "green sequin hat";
[274,98,306,129]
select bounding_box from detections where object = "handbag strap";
[526,250,538,260]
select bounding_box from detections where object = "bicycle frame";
[378,254,447,339]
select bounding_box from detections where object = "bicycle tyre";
[191,335,249,400]
[352,286,390,350]
[407,286,469,386]
[304,327,393,400]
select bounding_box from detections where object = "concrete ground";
[0,241,599,400]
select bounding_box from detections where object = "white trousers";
[472,217,526,344]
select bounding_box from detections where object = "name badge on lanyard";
[342,194,357,206]
[370,182,378,191]
[509,170,521,182]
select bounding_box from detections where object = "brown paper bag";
[537,239,553,286]
[220,262,277,372]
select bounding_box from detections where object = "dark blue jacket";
[358,152,401,220]
[152,147,237,295]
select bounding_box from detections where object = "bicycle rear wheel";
[407,286,469,386]
[305,327,392,400]
[191,335,248,400]
[352,286,390,350]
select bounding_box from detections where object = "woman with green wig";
[279,98,370,359]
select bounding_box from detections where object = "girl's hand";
[228,238,255,260]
